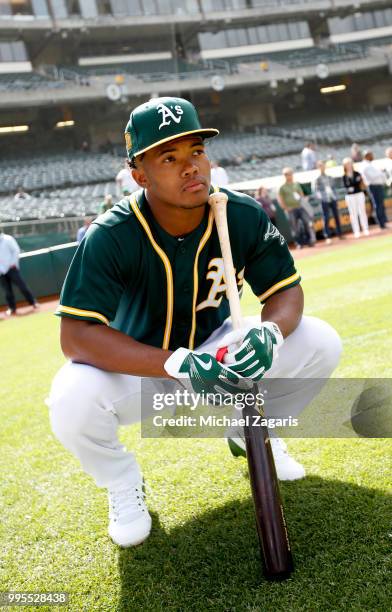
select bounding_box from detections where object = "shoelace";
[108,484,147,523]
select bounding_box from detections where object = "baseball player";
[48,97,342,548]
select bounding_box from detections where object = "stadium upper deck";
[0,0,391,161]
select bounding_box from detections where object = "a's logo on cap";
[157,102,184,130]
[124,131,132,151]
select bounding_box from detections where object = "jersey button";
[183,284,190,293]
[179,246,186,254]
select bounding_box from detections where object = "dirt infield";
[0,295,58,320]
[1,225,390,321]
[291,224,391,260]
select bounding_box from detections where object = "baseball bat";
[208,191,293,580]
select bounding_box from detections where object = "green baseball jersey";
[56,187,300,351]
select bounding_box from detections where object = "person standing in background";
[116,159,139,197]
[14,187,31,201]
[278,167,314,248]
[342,158,369,238]
[76,218,92,243]
[350,143,362,163]
[301,143,317,171]
[361,151,387,229]
[313,161,343,244]
[100,194,113,215]
[0,231,38,316]
[325,154,337,168]
[255,186,277,226]
[384,147,392,186]
[210,161,229,187]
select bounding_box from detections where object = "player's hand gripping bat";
[208,191,294,580]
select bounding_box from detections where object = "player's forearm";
[60,318,171,377]
[261,285,304,338]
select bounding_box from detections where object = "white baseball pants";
[345,192,369,236]
[48,315,342,489]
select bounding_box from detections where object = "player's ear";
[131,166,148,188]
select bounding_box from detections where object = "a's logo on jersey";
[196,258,244,312]
[157,103,184,130]
[264,222,285,245]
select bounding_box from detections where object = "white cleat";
[227,435,305,481]
[108,481,152,547]
[269,438,306,481]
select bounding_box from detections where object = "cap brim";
[133,128,219,157]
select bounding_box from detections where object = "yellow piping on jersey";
[188,209,214,349]
[56,305,109,325]
[130,195,173,350]
[188,185,219,350]
[257,272,301,303]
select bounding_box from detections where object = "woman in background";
[342,157,369,238]
[255,186,277,227]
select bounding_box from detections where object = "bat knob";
[208,192,228,208]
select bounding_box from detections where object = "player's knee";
[312,318,342,374]
[50,388,93,447]
[48,365,107,445]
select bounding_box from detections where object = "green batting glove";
[164,348,251,397]
[219,322,283,380]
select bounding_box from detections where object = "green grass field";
[1,235,391,611]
